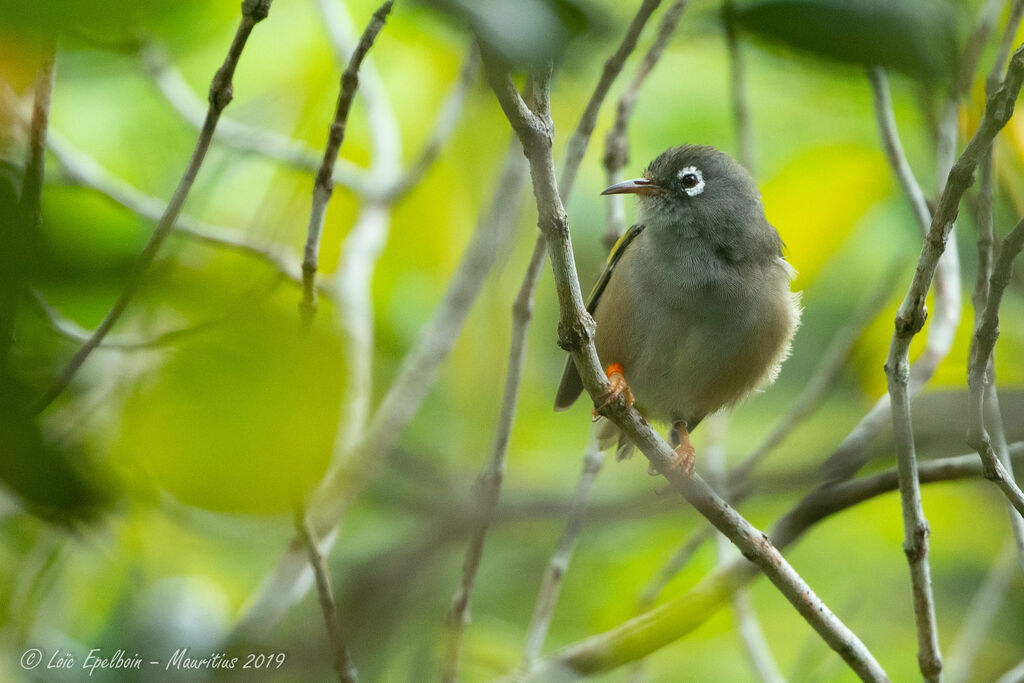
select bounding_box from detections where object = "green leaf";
[730,0,961,82]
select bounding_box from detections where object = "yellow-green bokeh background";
[2,0,1024,681]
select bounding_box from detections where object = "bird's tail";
[596,418,634,461]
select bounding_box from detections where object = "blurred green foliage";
[2,0,1024,682]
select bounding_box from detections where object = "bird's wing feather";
[554,224,645,410]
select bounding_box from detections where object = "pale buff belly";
[593,263,798,426]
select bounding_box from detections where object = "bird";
[554,144,801,477]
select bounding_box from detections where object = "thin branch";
[972,0,1024,569]
[485,57,888,683]
[0,86,304,284]
[441,5,666,676]
[300,1,394,325]
[944,542,1017,683]
[43,126,303,283]
[724,2,754,175]
[32,0,274,413]
[881,42,1024,682]
[515,445,1024,679]
[1,41,55,364]
[967,217,1024,516]
[868,68,933,236]
[440,143,531,683]
[234,142,528,639]
[139,42,370,196]
[522,430,605,667]
[601,0,688,250]
[27,289,208,351]
[707,415,786,683]
[293,505,359,683]
[559,0,664,202]
[956,0,1011,99]
[316,0,400,180]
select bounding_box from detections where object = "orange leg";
[593,362,635,418]
[649,420,696,478]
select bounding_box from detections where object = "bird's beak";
[601,177,663,196]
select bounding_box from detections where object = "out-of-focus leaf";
[417,0,597,67]
[761,144,891,286]
[0,0,215,46]
[0,372,117,525]
[114,297,345,515]
[730,0,961,82]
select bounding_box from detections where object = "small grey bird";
[555,144,801,475]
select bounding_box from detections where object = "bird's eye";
[676,166,705,196]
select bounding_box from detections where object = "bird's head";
[602,145,765,246]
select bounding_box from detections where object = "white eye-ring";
[677,166,705,196]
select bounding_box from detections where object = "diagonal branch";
[441,5,665,677]
[521,430,605,667]
[881,42,1024,682]
[294,504,359,683]
[300,0,394,325]
[139,42,370,196]
[513,445,1024,679]
[33,0,274,413]
[602,0,688,249]
[484,57,888,683]
[967,217,1024,515]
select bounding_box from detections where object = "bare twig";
[956,0,1011,99]
[967,217,1024,516]
[139,42,370,196]
[441,5,666,677]
[234,142,528,639]
[868,69,933,236]
[293,505,359,683]
[602,0,688,250]
[32,0,274,413]
[724,2,754,174]
[44,127,303,283]
[522,430,605,667]
[301,1,394,325]
[1,41,55,364]
[944,542,1017,683]
[0,86,303,284]
[485,58,888,682]
[970,0,1024,568]
[439,143,530,683]
[882,42,1024,682]
[707,415,785,683]
[27,289,208,351]
[316,0,400,182]
[515,445,1024,679]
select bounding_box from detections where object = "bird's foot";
[648,422,696,478]
[594,363,634,418]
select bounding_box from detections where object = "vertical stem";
[521,428,605,667]
[724,3,754,174]
[440,143,529,683]
[300,0,394,325]
[294,504,359,683]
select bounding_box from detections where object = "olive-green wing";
[553,224,645,410]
